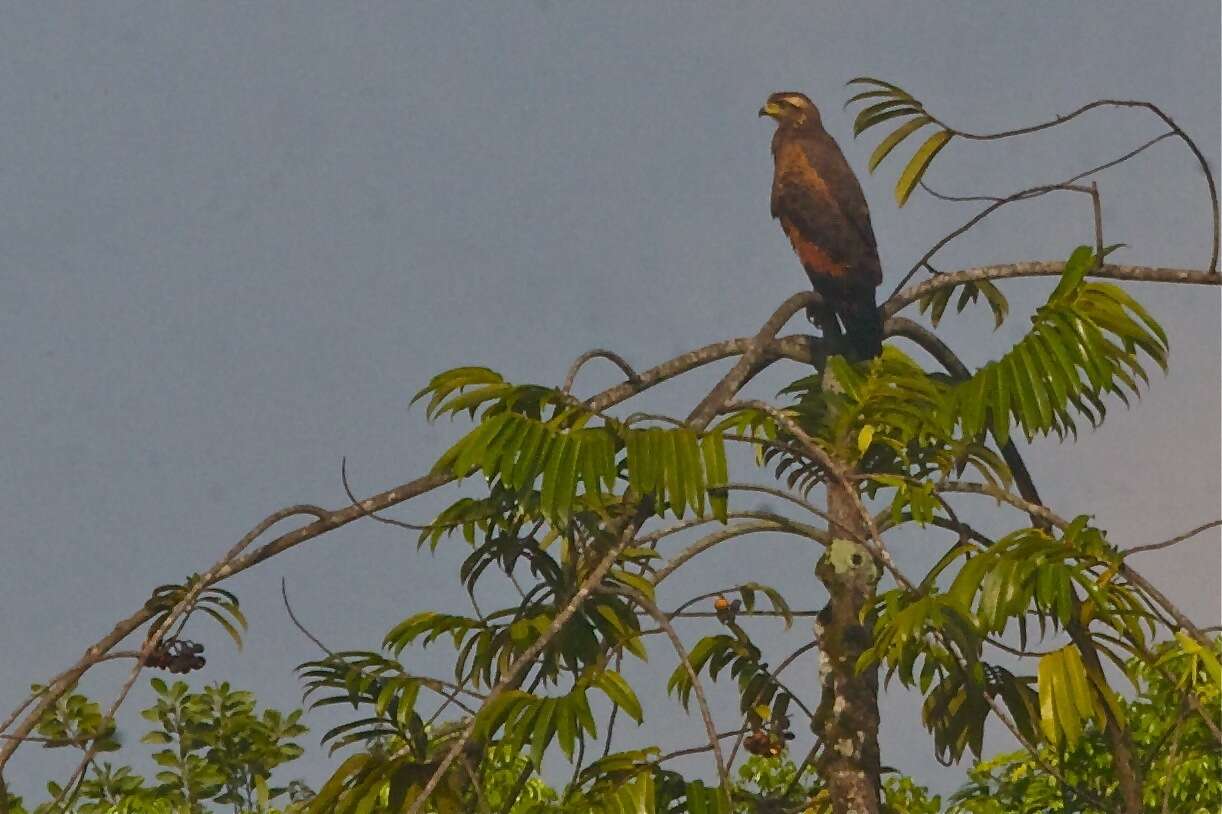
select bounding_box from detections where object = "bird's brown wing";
[771,136,882,290]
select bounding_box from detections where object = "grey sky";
[2,1,1218,800]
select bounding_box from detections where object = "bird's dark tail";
[842,289,884,360]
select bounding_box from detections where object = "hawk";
[759,91,884,359]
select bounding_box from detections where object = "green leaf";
[610,569,656,602]
[198,605,244,651]
[701,432,729,522]
[953,266,1168,442]
[857,424,876,455]
[853,99,921,135]
[595,670,644,723]
[895,130,953,206]
[555,700,577,760]
[529,698,557,768]
[1050,245,1095,303]
[255,775,270,810]
[977,278,1010,329]
[663,428,686,516]
[846,76,915,95]
[845,88,903,106]
[868,115,933,172]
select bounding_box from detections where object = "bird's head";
[758,91,821,129]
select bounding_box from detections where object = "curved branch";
[652,519,825,586]
[610,586,731,795]
[1118,563,1211,649]
[41,502,331,808]
[563,349,640,394]
[636,510,821,551]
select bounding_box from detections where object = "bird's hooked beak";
[758,101,781,119]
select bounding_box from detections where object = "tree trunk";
[1066,620,1144,813]
[812,476,882,814]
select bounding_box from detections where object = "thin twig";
[1123,519,1222,558]
[780,739,822,805]
[936,481,1070,529]
[584,333,821,414]
[926,97,1216,271]
[985,637,1056,658]
[656,728,751,763]
[623,412,687,428]
[890,181,1099,295]
[919,132,1176,204]
[281,578,334,656]
[341,457,432,531]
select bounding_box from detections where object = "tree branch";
[686,292,819,426]
[885,262,1218,318]
[562,349,640,394]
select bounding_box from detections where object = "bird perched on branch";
[759,91,884,359]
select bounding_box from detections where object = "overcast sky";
[2,2,1218,801]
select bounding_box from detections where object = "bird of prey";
[759,91,884,359]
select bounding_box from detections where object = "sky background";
[2,1,1218,802]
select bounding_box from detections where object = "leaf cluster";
[846,77,955,205]
[859,517,1162,761]
[417,367,729,526]
[144,578,248,651]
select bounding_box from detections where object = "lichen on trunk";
[812,477,883,814]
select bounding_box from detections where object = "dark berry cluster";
[146,638,206,673]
